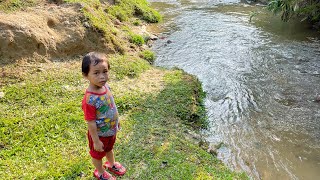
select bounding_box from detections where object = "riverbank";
[0,0,248,179]
[148,0,320,179]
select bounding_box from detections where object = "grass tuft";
[140,50,156,64]
[129,33,145,46]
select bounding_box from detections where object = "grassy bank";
[0,0,161,54]
[0,0,248,179]
[0,57,247,179]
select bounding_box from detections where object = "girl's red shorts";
[87,132,116,160]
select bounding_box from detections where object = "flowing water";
[148,0,320,179]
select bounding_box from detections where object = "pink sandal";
[93,169,116,180]
[104,161,127,176]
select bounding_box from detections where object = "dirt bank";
[0,3,111,65]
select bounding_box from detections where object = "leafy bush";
[267,0,320,24]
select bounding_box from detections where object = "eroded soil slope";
[0,3,110,65]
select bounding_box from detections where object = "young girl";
[81,52,126,180]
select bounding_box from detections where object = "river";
[148,0,320,179]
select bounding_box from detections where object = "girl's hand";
[93,140,104,152]
[87,121,104,152]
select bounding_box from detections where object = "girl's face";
[86,61,109,89]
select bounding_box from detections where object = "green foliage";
[121,26,145,46]
[140,50,155,64]
[297,2,320,22]
[129,33,145,46]
[267,0,320,23]
[114,90,144,112]
[267,0,295,21]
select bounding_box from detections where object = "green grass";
[0,62,88,179]
[109,54,150,80]
[0,59,248,179]
[129,33,145,46]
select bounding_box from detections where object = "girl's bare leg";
[106,150,115,166]
[92,158,104,175]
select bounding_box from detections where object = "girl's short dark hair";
[82,52,110,76]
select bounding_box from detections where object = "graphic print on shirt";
[84,87,119,137]
[96,95,112,133]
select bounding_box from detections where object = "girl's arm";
[87,120,104,152]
